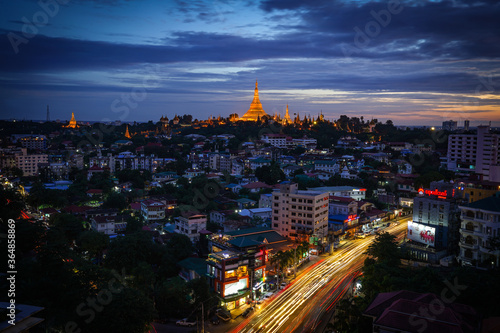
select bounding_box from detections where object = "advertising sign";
[407,221,435,247]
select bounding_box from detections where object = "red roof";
[330,195,355,203]
[242,182,272,189]
[130,202,141,211]
[365,290,479,333]
[88,165,104,171]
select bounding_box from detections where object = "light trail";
[233,219,409,333]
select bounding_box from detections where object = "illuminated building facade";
[404,181,462,263]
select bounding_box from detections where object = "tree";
[78,230,109,262]
[49,213,85,243]
[89,287,156,333]
[255,161,286,185]
[103,191,128,210]
[364,232,400,265]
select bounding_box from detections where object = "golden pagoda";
[124,125,131,139]
[240,80,268,121]
[65,112,78,128]
[283,104,292,125]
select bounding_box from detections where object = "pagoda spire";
[125,125,131,139]
[240,80,268,121]
[283,104,292,125]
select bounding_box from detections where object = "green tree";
[78,230,109,261]
[364,232,400,265]
[50,213,85,243]
[103,191,128,210]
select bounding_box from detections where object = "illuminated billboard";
[407,221,435,247]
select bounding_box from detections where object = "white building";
[259,193,272,208]
[175,214,207,243]
[272,182,329,242]
[238,208,272,220]
[447,125,500,181]
[261,133,290,148]
[141,200,166,222]
[457,193,500,268]
[307,186,366,201]
[91,216,127,235]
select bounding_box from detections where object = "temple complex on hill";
[240,80,269,121]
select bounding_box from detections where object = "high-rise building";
[442,120,458,131]
[272,182,329,243]
[447,125,500,181]
[464,119,470,131]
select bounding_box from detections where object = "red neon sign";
[424,189,447,197]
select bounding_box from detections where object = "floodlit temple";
[240,80,269,121]
[64,112,78,128]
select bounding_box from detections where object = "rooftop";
[462,192,500,213]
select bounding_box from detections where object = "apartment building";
[272,182,329,243]
[141,199,166,222]
[175,213,207,243]
[447,125,500,181]
[15,148,48,176]
[458,192,500,269]
[261,133,290,148]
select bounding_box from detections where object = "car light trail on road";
[232,219,409,333]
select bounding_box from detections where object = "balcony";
[459,241,479,250]
[460,227,478,235]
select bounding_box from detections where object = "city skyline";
[2,0,500,126]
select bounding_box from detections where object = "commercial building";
[272,182,329,244]
[455,178,500,203]
[207,227,278,308]
[403,182,461,263]
[457,192,500,269]
[447,125,500,181]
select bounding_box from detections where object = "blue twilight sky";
[1,0,500,126]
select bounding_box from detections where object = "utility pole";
[201,302,204,333]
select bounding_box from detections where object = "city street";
[151,217,409,333]
[231,218,409,333]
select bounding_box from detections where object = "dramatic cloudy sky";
[1,0,500,126]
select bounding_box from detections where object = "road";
[229,218,409,333]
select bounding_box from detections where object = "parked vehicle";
[263,292,274,300]
[176,318,196,327]
[210,316,220,325]
[216,309,231,322]
[242,307,254,318]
